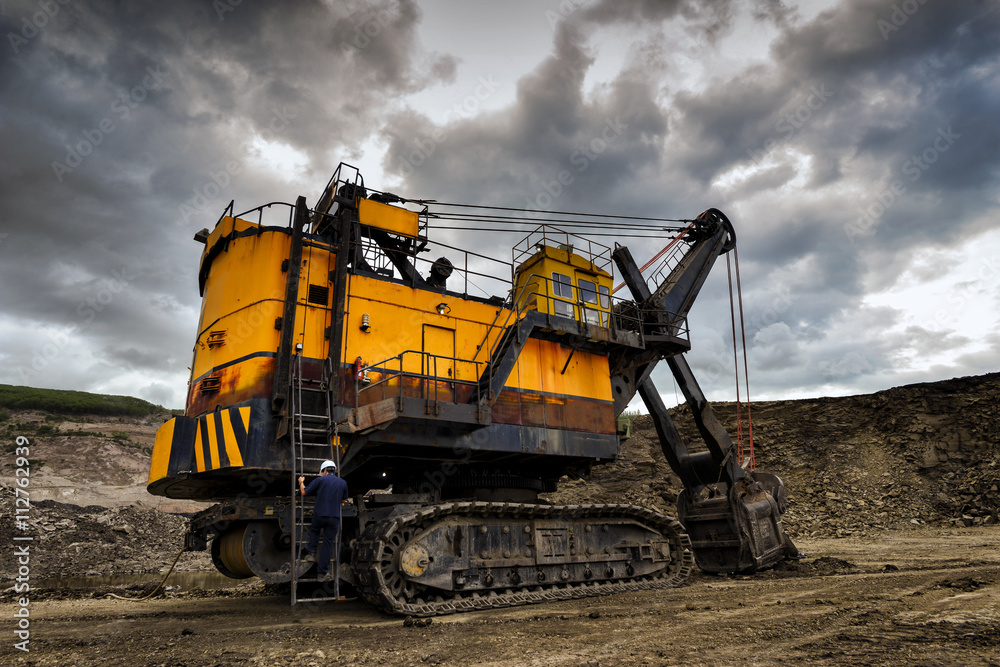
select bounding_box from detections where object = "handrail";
[233,201,297,227]
[512,225,613,276]
[469,270,669,407]
[355,349,485,409]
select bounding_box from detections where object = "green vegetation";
[0,384,163,417]
[0,408,9,422]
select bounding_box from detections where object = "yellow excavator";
[148,163,798,615]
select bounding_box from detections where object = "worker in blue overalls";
[298,459,349,580]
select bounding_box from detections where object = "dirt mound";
[0,409,205,511]
[547,373,1000,539]
[0,484,211,580]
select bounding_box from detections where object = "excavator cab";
[511,228,614,327]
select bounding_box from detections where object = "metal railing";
[511,225,614,278]
[646,235,693,297]
[355,350,485,409]
[469,270,669,406]
[234,201,297,228]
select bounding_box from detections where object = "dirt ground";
[5,526,999,667]
[2,375,998,665]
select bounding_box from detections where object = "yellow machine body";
[149,202,619,498]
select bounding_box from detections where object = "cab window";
[579,278,601,325]
[552,272,574,317]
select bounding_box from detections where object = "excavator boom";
[613,208,798,573]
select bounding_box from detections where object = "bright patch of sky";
[862,226,1000,370]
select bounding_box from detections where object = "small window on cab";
[552,272,574,318]
[579,278,601,325]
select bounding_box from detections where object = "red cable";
[726,253,744,466]
[612,225,692,294]
[733,246,755,471]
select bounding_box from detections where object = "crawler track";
[352,501,694,617]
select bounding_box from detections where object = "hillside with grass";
[0,384,166,417]
[0,384,194,510]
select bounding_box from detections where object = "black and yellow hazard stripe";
[193,406,249,472]
[149,405,250,485]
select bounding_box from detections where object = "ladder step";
[297,465,330,473]
[296,413,330,421]
[294,596,344,603]
[296,427,330,435]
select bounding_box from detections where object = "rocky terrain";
[1,373,998,583]
[548,372,1000,539]
[0,491,212,580]
[2,374,999,666]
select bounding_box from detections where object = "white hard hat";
[320,460,337,473]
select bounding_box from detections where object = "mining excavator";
[147,163,798,615]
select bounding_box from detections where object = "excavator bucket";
[677,472,795,573]
[639,370,799,574]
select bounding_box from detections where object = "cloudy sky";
[1,0,998,410]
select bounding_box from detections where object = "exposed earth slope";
[2,375,999,666]
[1,373,998,581]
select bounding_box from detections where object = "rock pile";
[0,488,211,580]
[549,373,1000,539]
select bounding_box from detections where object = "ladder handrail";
[290,350,303,604]
[290,349,338,605]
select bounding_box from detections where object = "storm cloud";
[1,0,997,407]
